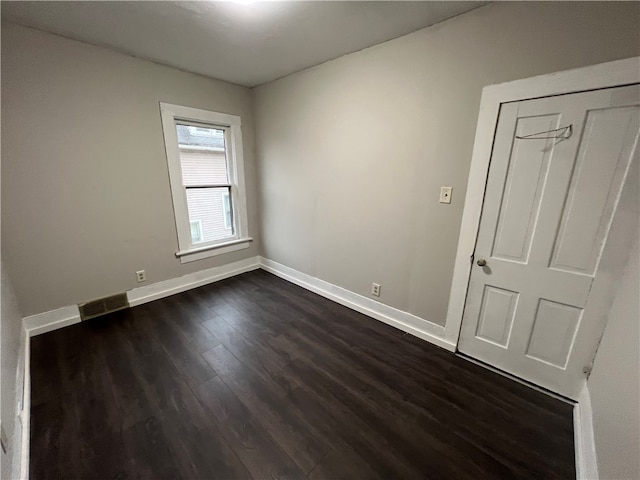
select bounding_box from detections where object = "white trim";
[19,328,30,480]
[574,382,599,480]
[22,257,260,336]
[22,305,81,337]
[127,256,259,307]
[19,256,453,353]
[258,257,456,352]
[444,56,640,346]
[176,237,252,264]
[159,102,250,261]
[161,103,241,128]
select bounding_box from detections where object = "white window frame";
[160,103,252,263]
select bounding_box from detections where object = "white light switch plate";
[440,186,452,204]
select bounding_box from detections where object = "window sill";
[176,237,253,263]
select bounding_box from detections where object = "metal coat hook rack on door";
[515,124,573,140]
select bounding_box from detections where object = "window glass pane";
[190,220,203,243]
[175,123,228,186]
[186,187,234,243]
[222,192,232,230]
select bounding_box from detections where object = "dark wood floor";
[30,269,575,479]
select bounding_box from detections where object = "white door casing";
[457,85,639,399]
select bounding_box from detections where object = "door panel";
[525,299,582,368]
[491,115,559,263]
[458,84,639,399]
[550,106,640,275]
[475,286,518,347]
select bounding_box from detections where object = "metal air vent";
[78,293,129,321]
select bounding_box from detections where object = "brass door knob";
[477,258,487,267]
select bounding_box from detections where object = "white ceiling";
[2,1,486,87]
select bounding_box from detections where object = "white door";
[458,84,639,400]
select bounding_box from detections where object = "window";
[160,103,251,263]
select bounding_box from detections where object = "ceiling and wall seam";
[0,20,251,90]
[1,2,489,88]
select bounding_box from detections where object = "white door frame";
[444,56,640,347]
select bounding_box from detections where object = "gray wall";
[1,23,260,316]
[1,263,24,479]
[254,1,640,326]
[589,237,639,480]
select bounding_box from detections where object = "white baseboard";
[20,255,454,355]
[127,256,260,307]
[22,256,261,336]
[19,328,31,480]
[22,304,81,337]
[574,382,599,480]
[258,256,456,352]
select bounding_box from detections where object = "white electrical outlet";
[136,270,146,283]
[439,186,453,204]
[371,283,381,297]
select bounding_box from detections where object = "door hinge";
[582,364,593,376]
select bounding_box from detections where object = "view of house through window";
[176,123,235,244]
[189,219,203,243]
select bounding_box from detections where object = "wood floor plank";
[202,315,291,381]
[202,343,330,474]
[233,273,455,379]
[279,316,567,477]
[280,334,520,478]
[121,416,186,480]
[159,378,253,480]
[231,272,576,474]
[196,376,305,480]
[159,295,221,353]
[146,301,218,387]
[281,376,412,480]
[30,270,576,479]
